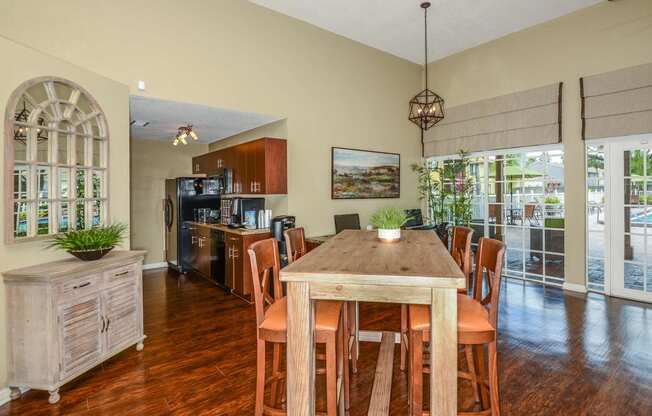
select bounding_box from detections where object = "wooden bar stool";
[249,237,347,415]
[408,237,505,416]
[285,227,358,375]
[400,226,474,371]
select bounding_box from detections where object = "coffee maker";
[271,215,296,266]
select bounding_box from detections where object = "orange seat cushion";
[408,294,494,335]
[259,297,342,333]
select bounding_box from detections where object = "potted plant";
[49,223,128,261]
[411,150,474,243]
[370,207,411,242]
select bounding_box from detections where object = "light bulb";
[173,138,179,146]
[417,108,423,113]
[189,130,198,141]
[180,136,188,145]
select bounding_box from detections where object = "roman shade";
[581,62,652,140]
[423,83,563,158]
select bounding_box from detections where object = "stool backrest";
[334,213,361,234]
[472,237,506,328]
[284,227,307,264]
[450,226,474,291]
[248,238,283,328]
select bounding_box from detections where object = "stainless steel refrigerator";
[164,177,219,273]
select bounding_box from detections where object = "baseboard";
[0,386,29,407]
[143,262,167,271]
[562,282,588,294]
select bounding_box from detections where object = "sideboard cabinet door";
[103,282,139,354]
[58,295,103,379]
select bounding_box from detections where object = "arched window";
[6,77,108,241]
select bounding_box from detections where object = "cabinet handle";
[195,163,199,172]
[233,248,238,258]
[192,236,197,245]
[106,317,111,332]
[114,271,129,277]
[101,316,106,333]
[73,282,91,290]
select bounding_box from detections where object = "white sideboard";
[2,250,147,404]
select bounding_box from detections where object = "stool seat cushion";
[409,294,494,334]
[259,297,343,333]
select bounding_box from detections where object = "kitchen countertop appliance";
[271,215,296,266]
[223,197,265,229]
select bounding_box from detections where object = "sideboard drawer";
[104,263,138,286]
[58,274,101,303]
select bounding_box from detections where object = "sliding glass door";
[586,136,652,302]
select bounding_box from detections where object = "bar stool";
[285,227,358,375]
[400,226,474,371]
[249,237,347,415]
[408,237,505,416]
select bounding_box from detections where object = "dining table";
[280,229,465,415]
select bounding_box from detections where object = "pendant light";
[408,2,444,131]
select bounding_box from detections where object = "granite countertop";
[187,221,271,236]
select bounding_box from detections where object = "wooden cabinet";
[191,138,287,195]
[225,231,272,301]
[3,251,146,405]
[188,225,214,280]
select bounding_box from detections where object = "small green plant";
[49,223,128,252]
[370,208,410,230]
[544,195,561,204]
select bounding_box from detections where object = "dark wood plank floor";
[2,268,652,415]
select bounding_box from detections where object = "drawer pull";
[73,282,91,290]
[106,317,111,332]
[114,271,130,277]
[101,316,106,333]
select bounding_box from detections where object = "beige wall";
[0,0,423,391]
[0,35,130,389]
[0,0,424,238]
[425,0,652,286]
[130,139,209,264]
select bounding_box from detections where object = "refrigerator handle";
[164,196,174,231]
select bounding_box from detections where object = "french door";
[597,136,652,302]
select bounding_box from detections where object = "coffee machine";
[271,215,296,266]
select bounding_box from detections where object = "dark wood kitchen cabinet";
[225,231,271,302]
[191,138,287,195]
[188,225,212,279]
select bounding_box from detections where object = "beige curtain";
[423,83,562,157]
[582,62,652,140]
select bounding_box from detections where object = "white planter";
[378,228,401,242]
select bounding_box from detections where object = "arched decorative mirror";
[5,77,109,241]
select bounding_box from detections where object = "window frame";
[428,144,566,287]
[5,76,109,243]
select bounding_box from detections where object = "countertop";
[187,221,271,236]
[3,250,147,282]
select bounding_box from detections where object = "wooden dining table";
[280,229,465,415]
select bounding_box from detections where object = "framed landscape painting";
[331,147,400,199]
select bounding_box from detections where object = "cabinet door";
[58,295,103,378]
[227,235,244,294]
[196,227,212,278]
[250,140,265,194]
[103,282,139,353]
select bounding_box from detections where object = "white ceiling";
[250,0,603,63]
[129,96,281,143]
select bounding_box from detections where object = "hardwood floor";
[2,268,652,415]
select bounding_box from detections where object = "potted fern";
[370,207,411,243]
[49,223,128,261]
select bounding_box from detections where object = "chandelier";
[173,124,198,146]
[408,2,444,131]
[14,99,49,144]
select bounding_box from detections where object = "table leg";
[286,282,315,415]
[430,288,457,416]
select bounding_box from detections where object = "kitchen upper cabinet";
[191,138,287,195]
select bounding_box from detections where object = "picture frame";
[331,147,400,199]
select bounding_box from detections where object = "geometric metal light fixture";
[408,2,445,131]
[173,124,199,146]
[13,99,49,144]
